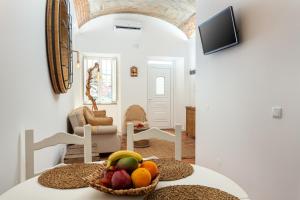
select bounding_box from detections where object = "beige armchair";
[68,106,120,153]
[123,105,149,133]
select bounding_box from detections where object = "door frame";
[147,62,175,129]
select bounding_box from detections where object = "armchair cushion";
[87,117,113,126]
[74,125,117,136]
[93,110,106,118]
[84,108,113,126]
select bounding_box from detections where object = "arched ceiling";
[73,0,196,38]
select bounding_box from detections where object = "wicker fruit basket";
[83,164,160,196]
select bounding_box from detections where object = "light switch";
[272,107,282,119]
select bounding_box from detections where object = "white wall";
[0,0,74,194]
[196,1,300,200]
[187,37,196,106]
[74,14,190,131]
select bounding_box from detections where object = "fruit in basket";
[99,170,114,187]
[111,170,132,189]
[107,150,143,167]
[98,150,160,191]
[108,165,116,171]
[116,157,139,173]
[135,123,145,129]
[131,168,152,188]
[140,161,158,179]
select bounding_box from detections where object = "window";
[156,76,165,95]
[83,56,117,104]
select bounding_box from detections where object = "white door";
[148,64,173,128]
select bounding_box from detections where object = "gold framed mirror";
[46,0,73,94]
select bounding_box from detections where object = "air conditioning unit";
[114,20,142,31]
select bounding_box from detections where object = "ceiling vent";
[114,20,142,31]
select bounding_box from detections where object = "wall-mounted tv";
[198,6,239,55]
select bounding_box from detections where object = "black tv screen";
[198,6,239,55]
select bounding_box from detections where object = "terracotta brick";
[73,0,196,37]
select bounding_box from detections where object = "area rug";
[135,138,195,160]
[99,132,195,162]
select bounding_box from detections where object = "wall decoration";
[46,0,73,94]
[130,66,138,77]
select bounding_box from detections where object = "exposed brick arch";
[73,0,196,38]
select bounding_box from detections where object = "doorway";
[147,62,174,129]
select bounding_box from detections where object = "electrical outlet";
[272,107,282,119]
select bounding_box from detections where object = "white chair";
[20,125,92,182]
[127,123,182,160]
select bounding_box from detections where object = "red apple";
[111,170,132,189]
[100,170,114,188]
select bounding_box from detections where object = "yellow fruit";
[131,168,152,188]
[141,161,159,179]
[106,150,143,167]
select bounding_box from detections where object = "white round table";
[0,165,249,200]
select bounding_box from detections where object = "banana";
[106,150,143,167]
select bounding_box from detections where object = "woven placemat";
[151,159,194,181]
[144,185,239,200]
[38,163,103,189]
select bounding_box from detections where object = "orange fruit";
[140,161,159,179]
[131,168,152,188]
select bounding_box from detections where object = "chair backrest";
[123,105,148,134]
[127,123,182,160]
[125,105,147,122]
[20,125,92,182]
